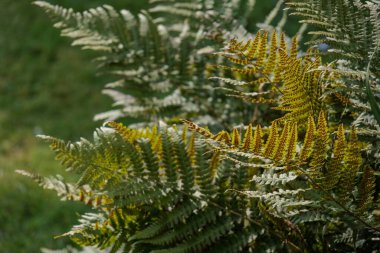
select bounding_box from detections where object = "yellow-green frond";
[299,115,316,161]
[263,31,278,75]
[252,124,263,155]
[290,36,298,59]
[309,112,329,181]
[263,121,279,158]
[273,122,292,162]
[242,124,253,151]
[324,124,346,190]
[182,120,214,139]
[256,31,268,66]
[286,123,298,163]
[231,128,241,147]
[339,126,362,200]
[245,31,261,60]
[357,167,376,214]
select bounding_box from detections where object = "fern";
[287,0,380,134]
[184,111,379,246]
[214,31,328,124]
[21,124,309,252]
[22,1,380,252]
[34,0,279,129]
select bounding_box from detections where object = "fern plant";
[34,0,274,128]
[21,123,311,252]
[20,0,380,252]
[286,0,380,148]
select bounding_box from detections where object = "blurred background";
[0,0,291,252]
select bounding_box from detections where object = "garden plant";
[19,0,380,252]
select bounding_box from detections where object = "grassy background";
[0,0,292,252]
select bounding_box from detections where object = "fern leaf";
[309,111,329,181]
[273,122,292,162]
[242,124,253,151]
[252,124,263,155]
[263,31,278,74]
[339,126,362,200]
[324,124,346,190]
[263,121,279,158]
[286,123,298,163]
[299,115,316,161]
[231,128,241,148]
[356,166,376,214]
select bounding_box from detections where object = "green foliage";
[20,0,380,252]
[21,125,304,252]
[287,0,380,139]
[33,0,261,128]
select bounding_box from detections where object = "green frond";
[34,0,270,128]
[131,201,199,241]
[251,172,298,186]
[287,0,380,66]
[173,133,195,192]
[194,142,216,196]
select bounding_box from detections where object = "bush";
[20,0,380,252]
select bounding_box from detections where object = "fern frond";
[299,115,316,161]
[263,121,279,159]
[242,124,253,151]
[338,126,362,200]
[251,172,298,186]
[356,167,376,214]
[252,124,263,155]
[309,112,329,181]
[324,124,346,190]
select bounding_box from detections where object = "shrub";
[20,0,380,252]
